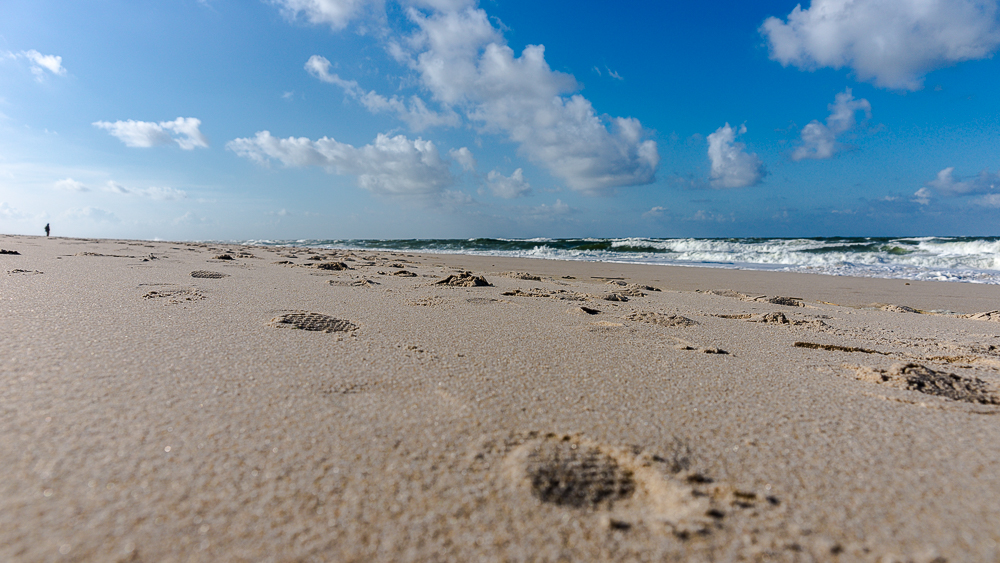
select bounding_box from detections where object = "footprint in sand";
[497,433,772,537]
[626,311,698,327]
[142,287,206,304]
[268,312,358,333]
[190,270,229,279]
[850,362,1000,405]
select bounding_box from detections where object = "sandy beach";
[2,233,1000,562]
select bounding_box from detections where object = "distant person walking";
[44,223,50,237]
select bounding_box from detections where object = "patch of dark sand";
[268,312,358,333]
[794,341,885,354]
[852,363,1000,405]
[313,261,352,271]
[190,270,229,279]
[495,433,771,538]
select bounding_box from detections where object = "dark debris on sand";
[435,271,492,287]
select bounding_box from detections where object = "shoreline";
[2,233,1000,561]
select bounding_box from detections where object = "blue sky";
[1,0,1000,240]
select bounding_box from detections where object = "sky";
[1,0,1000,240]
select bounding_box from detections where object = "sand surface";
[2,234,1000,562]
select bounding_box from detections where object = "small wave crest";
[238,236,1000,284]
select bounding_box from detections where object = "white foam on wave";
[240,237,1000,284]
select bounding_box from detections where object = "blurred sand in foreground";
[2,234,1000,562]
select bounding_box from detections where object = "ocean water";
[241,236,1000,284]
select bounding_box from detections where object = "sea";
[240,236,1000,285]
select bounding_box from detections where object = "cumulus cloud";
[925,166,1000,196]
[227,130,459,196]
[707,123,766,188]
[793,88,871,161]
[93,118,209,149]
[406,7,658,194]
[448,147,476,171]
[761,0,1000,90]
[292,3,659,194]
[104,181,188,200]
[486,168,531,199]
[54,178,88,192]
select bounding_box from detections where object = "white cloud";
[93,118,209,149]
[293,4,659,194]
[4,50,67,80]
[304,55,352,88]
[227,130,459,196]
[707,123,765,188]
[486,168,531,198]
[926,166,1000,196]
[104,181,188,200]
[161,118,210,150]
[976,194,1000,207]
[761,0,1000,90]
[306,55,460,131]
[272,0,370,30]
[643,206,666,218]
[104,181,130,194]
[913,187,933,205]
[54,178,88,192]
[448,147,476,171]
[406,8,658,194]
[793,88,871,161]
